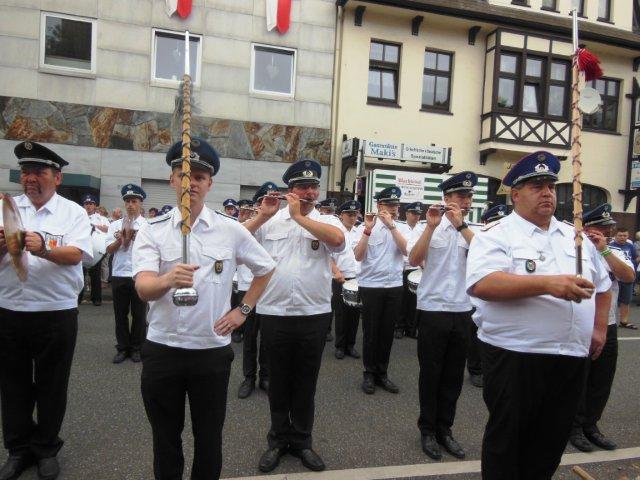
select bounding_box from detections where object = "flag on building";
[266,0,292,34]
[166,0,192,18]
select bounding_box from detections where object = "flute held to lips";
[267,193,317,205]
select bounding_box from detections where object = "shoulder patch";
[216,210,238,221]
[149,213,171,225]
[481,220,501,232]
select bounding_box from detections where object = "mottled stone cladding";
[0,96,331,165]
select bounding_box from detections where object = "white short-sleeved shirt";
[404,221,425,271]
[354,221,411,288]
[604,247,631,325]
[466,212,612,357]
[331,221,358,279]
[254,208,345,316]
[108,215,148,277]
[0,193,92,311]
[133,207,275,349]
[88,212,110,229]
[236,264,254,291]
[407,216,477,312]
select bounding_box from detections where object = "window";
[368,41,401,105]
[40,12,96,74]
[583,78,620,132]
[250,44,296,98]
[511,0,529,5]
[421,50,453,111]
[495,52,570,119]
[152,29,202,85]
[633,0,640,32]
[578,0,586,16]
[555,184,607,222]
[598,0,611,21]
[541,0,557,10]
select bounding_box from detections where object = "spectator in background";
[148,207,158,218]
[111,207,123,222]
[610,228,638,329]
[97,206,109,218]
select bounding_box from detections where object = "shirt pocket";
[564,246,596,281]
[39,228,66,250]
[511,247,542,275]
[367,235,385,257]
[159,247,182,274]
[202,247,233,284]
[264,231,289,260]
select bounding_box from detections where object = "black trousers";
[360,286,402,377]
[574,324,618,432]
[0,308,77,459]
[112,276,147,353]
[417,310,470,437]
[481,341,588,480]
[239,291,267,381]
[466,316,482,376]
[396,270,417,334]
[78,263,102,304]
[141,340,234,480]
[332,279,359,350]
[261,313,330,450]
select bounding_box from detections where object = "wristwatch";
[455,222,469,232]
[239,303,252,316]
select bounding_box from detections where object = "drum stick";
[572,466,596,480]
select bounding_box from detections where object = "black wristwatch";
[239,303,252,316]
[456,222,469,232]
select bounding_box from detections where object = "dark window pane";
[551,62,567,81]
[607,81,618,96]
[381,71,396,100]
[253,46,294,94]
[370,42,383,61]
[498,78,515,108]
[424,51,437,70]
[500,54,517,74]
[526,58,542,77]
[436,53,450,72]
[368,70,381,98]
[542,0,556,8]
[548,85,565,116]
[384,45,399,63]
[435,76,449,106]
[595,79,606,94]
[523,84,540,113]
[603,102,617,130]
[422,74,436,106]
[44,15,92,70]
[155,33,199,81]
[599,0,610,18]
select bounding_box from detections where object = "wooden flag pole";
[571,8,584,277]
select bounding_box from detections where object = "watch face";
[240,304,251,315]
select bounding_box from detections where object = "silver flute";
[268,194,317,205]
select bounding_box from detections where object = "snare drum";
[407,269,422,294]
[342,278,361,308]
[82,228,107,268]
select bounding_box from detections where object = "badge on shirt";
[214,260,223,274]
[44,232,63,250]
[525,259,536,273]
[311,240,320,251]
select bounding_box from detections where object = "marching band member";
[222,198,239,218]
[318,198,338,216]
[79,194,110,306]
[466,152,611,479]
[133,139,275,480]
[569,204,634,452]
[237,199,255,224]
[0,141,92,480]
[408,172,479,460]
[106,184,148,364]
[332,200,361,360]
[243,159,344,473]
[354,186,409,395]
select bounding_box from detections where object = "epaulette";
[397,220,406,224]
[148,214,171,225]
[562,220,574,227]
[481,220,501,232]
[468,222,482,227]
[216,210,238,221]
[419,220,427,224]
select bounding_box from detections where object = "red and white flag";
[266,0,291,34]
[165,0,192,18]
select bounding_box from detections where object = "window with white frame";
[152,29,202,85]
[40,12,96,74]
[251,44,296,98]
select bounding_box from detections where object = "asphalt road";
[3,300,640,480]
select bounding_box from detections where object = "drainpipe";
[329,2,346,196]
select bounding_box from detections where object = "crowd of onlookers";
[611,227,640,329]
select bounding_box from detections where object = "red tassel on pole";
[577,48,603,81]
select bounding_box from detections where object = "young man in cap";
[466,151,611,479]
[222,199,239,218]
[318,198,338,216]
[332,200,361,360]
[408,172,479,460]
[569,204,634,452]
[354,186,410,395]
[134,138,275,480]
[106,184,148,364]
[0,141,92,480]
[80,194,110,306]
[243,159,345,473]
[237,199,255,224]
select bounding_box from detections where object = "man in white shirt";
[106,184,148,364]
[79,194,110,306]
[466,151,611,479]
[134,138,275,480]
[243,159,345,473]
[354,186,410,395]
[0,141,92,480]
[408,172,478,461]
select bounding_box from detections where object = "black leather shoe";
[335,348,345,359]
[421,435,442,460]
[238,378,255,399]
[469,374,483,388]
[92,300,101,306]
[130,351,141,363]
[259,378,269,392]
[570,431,594,452]
[325,332,333,342]
[439,434,465,459]
[231,331,242,343]
[346,346,360,359]
[37,457,59,480]
[375,376,399,394]
[258,447,286,473]
[290,448,326,472]
[394,329,404,339]
[112,351,127,364]
[0,453,34,480]
[362,373,375,394]
[585,430,617,450]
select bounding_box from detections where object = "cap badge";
[304,161,311,167]
[302,170,314,178]
[465,173,471,179]
[534,163,550,173]
[390,194,398,199]
[537,153,546,162]
[602,211,610,218]
[463,180,472,187]
[24,142,33,151]
[498,210,505,216]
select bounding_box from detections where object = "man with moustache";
[79,194,110,306]
[0,141,92,480]
[354,186,410,395]
[106,184,148,364]
[243,160,345,473]
[466,152,611,479]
